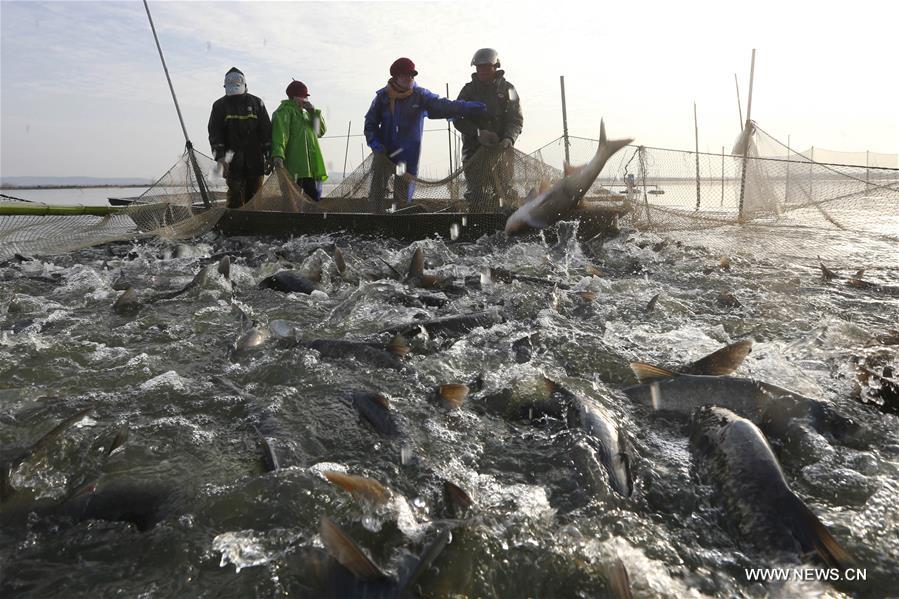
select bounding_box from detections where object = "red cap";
[286,80,309,98]
[389,57,418,77]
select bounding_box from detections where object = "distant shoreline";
[1,184,151,190]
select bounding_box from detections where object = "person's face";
[292,95,309,107]
[395,73,414,88]
[475,63,497,83]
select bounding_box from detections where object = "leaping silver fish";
[505,120,633,234]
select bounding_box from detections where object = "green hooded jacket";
[271,100,328,181]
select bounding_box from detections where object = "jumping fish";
[149,255,231,301]
[258,270,316,294]
[505,121,633,234]
[629,340,754,383]
[690,406,855,569]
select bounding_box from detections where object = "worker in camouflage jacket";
[453,48,524,211]
[208,67,272,209]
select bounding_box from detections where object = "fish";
[629,339,754,383]
[334,246,346,275]
[149,255,231,301]
[258,270,316,294]
[230,324,271,356]
[607,559,633,599]
[645,292,660,313]
[486,267,571,290]
[846,277,899,297]
[351,391,401,437]
[1,408,91,502]
[112,287,140,315]
[301,339,406,371]
[622,372,860,441]
[442,480,474,519]
[563,386,634,497]
[382,308,503,339]
[505,120,633,234]
[406,247,443,289]
[690,406,855,569]
[313,515,454,598]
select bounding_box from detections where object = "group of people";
[207,49,523,211]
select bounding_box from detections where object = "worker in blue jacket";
[364,57,487,212]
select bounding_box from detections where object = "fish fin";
[407,247,424,281]
[386,334,411,358]
[563,162,584,177]
[853,268,865,278]
[629,362,676,383]
[819,261,839,280]
[437,384,469,409]
[538,179,551,194]
[784,492,856,570]
[684,339,754,376]
[104,424,129,457]
[253,425,280,472]
[334,246,346,274]
[645,293,660,313]
[398,526,453,595]
[522,187,539,204]
[322,471,390,505]
[608,558,634,599]
[217,255,231,280]
[443,480,473,518]
[319,515,388,581]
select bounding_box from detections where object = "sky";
[1,0,897,180]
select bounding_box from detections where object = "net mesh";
[2,123,897,265]
[0,148,226,261]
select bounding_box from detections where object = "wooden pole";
[737,49,756,220]
[560,76,571,166]
[866,150,870,192]
[342,121,352,180]
[446,83,454,175]
[694,101,701,210]
[143,0,210,208]
[720,145,725,207]
[734,73,743,131]
[785,134,791,205]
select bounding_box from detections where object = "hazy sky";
[1,0,897,179]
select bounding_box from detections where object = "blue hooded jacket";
[364,84,485,176]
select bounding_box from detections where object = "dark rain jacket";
[208,93,272,178]
[453,71,523,160]
[364,84,485,176]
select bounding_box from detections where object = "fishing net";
[547,123,899,265]
[2,123,896,265]
[0,148,226,261]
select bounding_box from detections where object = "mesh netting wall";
[238,145,566,234]
[0,149,227,261]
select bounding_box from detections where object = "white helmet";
[471,48,500,68]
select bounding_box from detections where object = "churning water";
[1,222,897,598]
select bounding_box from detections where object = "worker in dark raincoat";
[208,67,272,209]
[453,48,523,211]
[364,57,487,212]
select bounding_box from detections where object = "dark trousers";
[296,177,322,201]
[368,153,412,213]
[463,146,516,212]
[226,174,264,209]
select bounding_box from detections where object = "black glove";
[263,155,274,175]
[499,138,513,149]
[302,101,316,113]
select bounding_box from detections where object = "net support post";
[560,76,570,166]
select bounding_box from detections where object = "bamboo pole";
[446,83,454,175]
[142,0,210,208]
[0,204,127,217]
[737,49,756,220]
[734,73,743,131]
[785,134,791,205]
[342,121,351,180]
[694,101,701,210]
[560,76,570,166]
[720,146,725,207]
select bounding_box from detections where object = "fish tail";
[784,491,856,570]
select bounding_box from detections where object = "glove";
[370,142,386,154]
[477,130,500,147]
[217,159,229,179]
[467,101,487,117]
[302,101,316,113]
[499,138,513,149]
[273,157,284,169]
[263,155,274,175]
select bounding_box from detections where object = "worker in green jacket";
[271,80,328,201]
